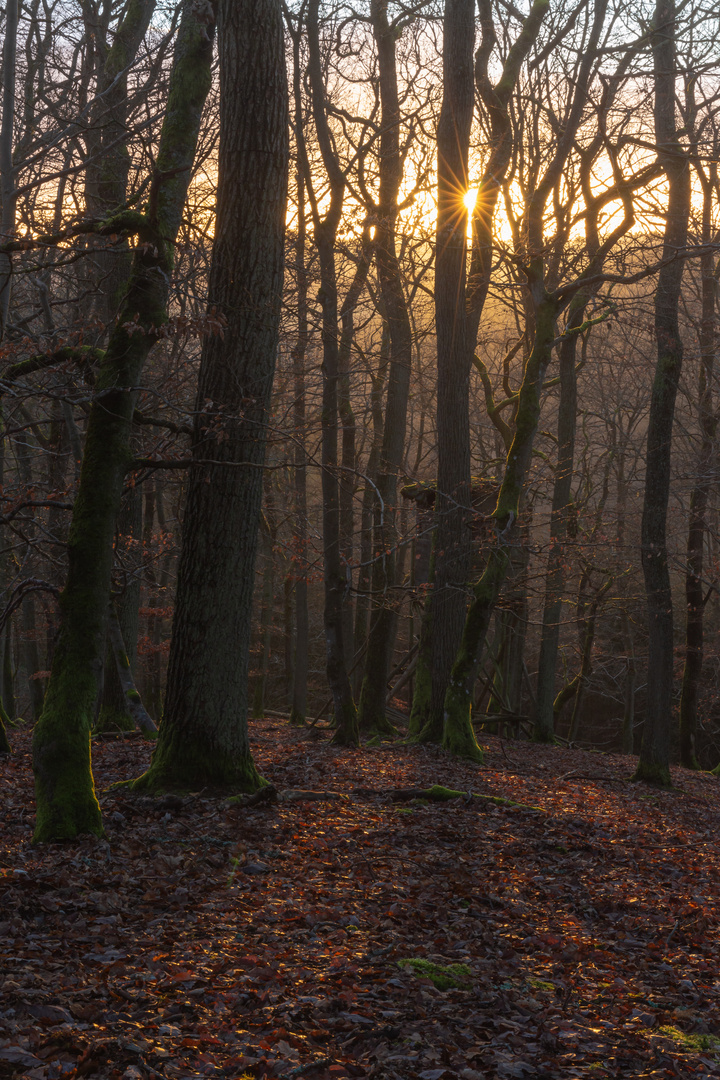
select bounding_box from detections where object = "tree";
[635,0,691,786]
[356,0,415,736]
[32,0,217,840]
[131,0,289,792]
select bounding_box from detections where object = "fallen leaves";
[1,722,720,1079]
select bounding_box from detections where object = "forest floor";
[1,720,720,1080]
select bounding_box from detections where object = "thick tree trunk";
[635,0,690,786]
[131,0,288,792]
[415,0,475,743]
[32,0,216,840]
[357,1,413,737]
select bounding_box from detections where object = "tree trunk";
[533,297,584,741]
[357,0,413,737]
[97,485,144,733]
[635,0,690,786]
[287,36,310,727]
[353,327,388,696]
[416,0,475,743]
[678,166,716,769]
[252,521,276,720]
[441,296,558,756]
[620,612,636,754]
[0,0,18,336]
[32,0,217,840]
[105,606,157,737]
[131,0,288,792]
[305,0,357,745]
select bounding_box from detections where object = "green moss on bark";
[32,649,103,841]
[94,705,134,734]
[632,760,672,787]
[441,680,484,763]
[128,737,265,794]
[31,0,216,841]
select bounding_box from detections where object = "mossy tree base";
[33,688,103,841]
[532,728,556,745]
[129,737,265,795]
[632,761,672,787]
[289,708,306,728]
[94,706,135,735]
[441,681,484,763]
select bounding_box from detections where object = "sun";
[463,188,478,212]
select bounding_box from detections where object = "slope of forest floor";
[2,719,720,1080]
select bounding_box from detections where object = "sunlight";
[464,187,478,212]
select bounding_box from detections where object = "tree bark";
[533,296,583,741]
[679,163,717,769]
[97,485,144,733]
[32,0,217,840]
[417,0,475,744]
[131,0,288,792]
[635,0,690,786]
[305,0,358,745]
[357,0,413,736]
[105,606,157,737]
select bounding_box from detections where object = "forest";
[1,0,720,1076]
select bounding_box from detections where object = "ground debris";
[1,721,719,1080]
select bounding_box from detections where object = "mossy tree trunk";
[635,0,690,787]
[131,0,288,793]
[412,0,548,742]
[357,0,413,738]
[441,295,558,759]
[32,0,217,840]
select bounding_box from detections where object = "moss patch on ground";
[397,958,472,990]
[656,1026,720,1055]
